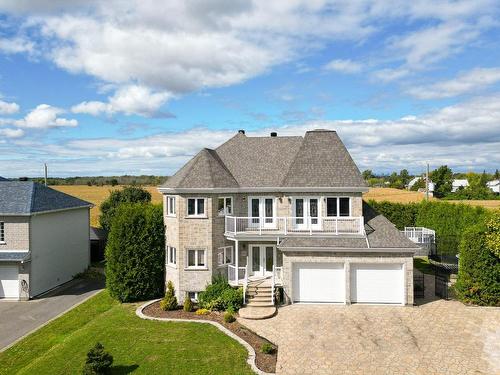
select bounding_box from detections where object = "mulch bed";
[143,301,277,373]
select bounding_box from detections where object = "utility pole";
[44,163,48,186]
[425,163,429,200]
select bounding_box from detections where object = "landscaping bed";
[143,301,277,373]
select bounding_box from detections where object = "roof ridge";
[176,150,208,187]
[29,181,36,213]
[206,149,239,187]
[279,136,306,186]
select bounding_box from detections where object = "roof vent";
[238,129,245,135]
[270,132,277,137]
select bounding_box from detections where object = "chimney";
[270,132,277,137]
[238,129,245,135]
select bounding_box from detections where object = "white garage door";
[0,264,19,299]
[293,263,345,303]
[350,264,404,304]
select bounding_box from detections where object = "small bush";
[260,343,275,354]
[183,295,194,312]
[160,281,178,311]
[82,342,113,375]
[198,277,243,312]
[195,308,210,315]
[223,311,236,323]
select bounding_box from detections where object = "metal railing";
[225,216,364,236]
[228,264,247,286]
[402,227,435,244]
[274,266,283,285]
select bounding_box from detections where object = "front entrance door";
[250,245,275,277]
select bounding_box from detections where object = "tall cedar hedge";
[106,203,165,302]
[454,222,500,306]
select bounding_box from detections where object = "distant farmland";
[52,185,499,228]
[52,185,163,227]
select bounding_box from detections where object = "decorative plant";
[183,294,194,312]
[260,343,275,354]
[223,311,236,323]
[160,281,178,311]
[82,342,113,374]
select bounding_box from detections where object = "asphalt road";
[0,277,105,351]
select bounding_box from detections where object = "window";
[217,197,233,216]
[0,222,4,243]
[188,291,199,302]
[187,198,206,217]
[167,246,176,266]
[326,197,351,217]
[217,246,234,266]
[166,196,176,216]
[187,249,206,268]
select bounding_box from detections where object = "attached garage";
[293,263,345,303]
[0,264,19,299]
[350,263,404,304]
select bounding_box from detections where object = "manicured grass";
[0,291,253,375]
[414,256,434,274]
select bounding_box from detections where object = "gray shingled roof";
[0,181,93,215]
[0,176,8,181]
[278,202,418,251]
[0,251,30,262]
[162,130,367,189]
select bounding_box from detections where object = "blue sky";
[1,1,500,177]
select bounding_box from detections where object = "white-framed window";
[0,222,4,243]
[166,196,176,217]
[326,197,351,217]
[187,198,206,217]
[217,197,233,216]
[217,246,234,266]
[167,246,177,266]
[186,249,206,269]
[188,291,199,302]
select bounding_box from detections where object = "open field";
[0,291,253,375]
[52,185,163,227]
[365,187,500,209]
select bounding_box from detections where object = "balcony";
[225,216,364,237]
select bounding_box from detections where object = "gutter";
[158,186,369,194]
[0,204,93,217]
[278,246,416,253]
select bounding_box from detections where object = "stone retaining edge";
[135,299,275,375]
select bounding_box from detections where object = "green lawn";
[0,291,253,375]
[414,256,434,274]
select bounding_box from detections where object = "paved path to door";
[240,300,500,375]
[0,278,104,351]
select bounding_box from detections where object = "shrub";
[223,311,236,323]
[160,281,178,311]
[195,308,210,315]
[183,294,194,312]
[486,211,500,258]
[82,342,113,375]
[454,222,500,306]
[260,343,275,354]
[198,276,243,311]
[105,203,165,302]
[366,200,419,230]
[99,186,151,231]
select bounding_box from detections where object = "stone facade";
[0,216,30,250]
[281,251,414,305]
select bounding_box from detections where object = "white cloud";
[0,100,20,114]
[71,85,171,117]
[371,68,410,82]
[407,67,500,99]
[14,104,77,129]
[0,128,24,138]
[0,36,34,54]
[323,59,363,74]
[2,94,500,176]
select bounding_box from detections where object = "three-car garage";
[292,261,406,305]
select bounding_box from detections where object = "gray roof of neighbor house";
[161,130,367,190]
[0,181,93,215]
[0,176,8,181]
[278,202,419,252]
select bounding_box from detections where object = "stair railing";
[242,256,249,305]
[271,265,275,305]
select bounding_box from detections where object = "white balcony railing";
[225,216,364,236]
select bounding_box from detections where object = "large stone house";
[0,180,92,300]
[159,130,418,309]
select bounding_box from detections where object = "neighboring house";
[0,181,93,300]
[159,130,419,307]
[407,176,435,194]
[0,177,8,181]
[90,226,107,262]
[452,179,469,192]
[487,179,500,194]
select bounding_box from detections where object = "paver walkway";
[239,300,500,375]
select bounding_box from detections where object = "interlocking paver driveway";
[239,300,500,375]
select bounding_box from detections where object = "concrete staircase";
[238,278,277,320]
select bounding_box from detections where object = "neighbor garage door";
[350,263,404,304]
[0,264,19,299]
[293,263,345,303]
